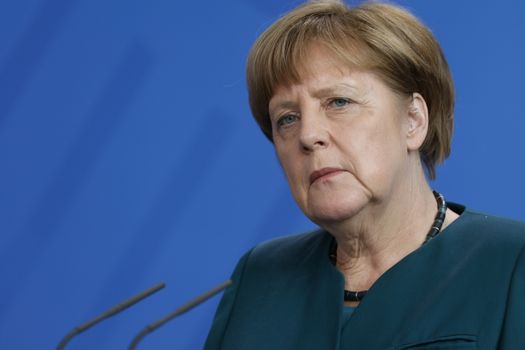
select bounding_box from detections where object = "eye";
[277,114,298,128]
[329,98,351,108]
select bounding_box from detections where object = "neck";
[322,163,450,291]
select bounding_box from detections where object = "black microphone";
[128,279,232,350]
[56,282,166,350]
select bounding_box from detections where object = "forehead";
[272,41,372,90]
[268,64,406,120]
[296,43,349,77]
[269,46,372,107]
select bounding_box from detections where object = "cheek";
[276,148,308,201]
[338,118,405,184]
[282,158,302,190]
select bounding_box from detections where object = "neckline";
[323,201,468,306]
[326,201,467,265]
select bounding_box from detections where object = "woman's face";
[269,45,415,225]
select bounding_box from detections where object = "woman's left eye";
[329,98,350,108]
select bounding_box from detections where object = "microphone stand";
[56,282,165,350]
[128,279,232,350]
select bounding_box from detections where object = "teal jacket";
[205,205,525,349]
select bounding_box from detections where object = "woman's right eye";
[277,114,298,128]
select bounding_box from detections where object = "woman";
[205,1,525,349]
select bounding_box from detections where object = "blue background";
[1,0,524,349]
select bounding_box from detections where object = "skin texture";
[269,43,459,305]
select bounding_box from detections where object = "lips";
[309,167,344,185]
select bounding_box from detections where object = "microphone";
[128,279,232,350]
[56,282,166,350]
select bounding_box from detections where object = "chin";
[305,194,369,224]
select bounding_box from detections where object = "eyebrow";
[311,83,358,99]
[270,100,297,111]
[269,83,359,116]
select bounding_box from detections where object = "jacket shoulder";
[461,209,525,245]
[247,229,331,269]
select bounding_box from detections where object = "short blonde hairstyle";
[246,0,454,179]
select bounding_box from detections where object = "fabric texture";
[204,204,525,349]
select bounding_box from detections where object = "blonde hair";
[246,0,454,179]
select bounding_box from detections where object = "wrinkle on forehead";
[270,81,361,111]
[269,67,408,124]
[269,55,371,115]
[269,39,369,95]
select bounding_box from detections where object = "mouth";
[309,167,344,185]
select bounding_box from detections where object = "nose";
[299,110,329,153]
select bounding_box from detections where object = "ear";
[405,92,429,151]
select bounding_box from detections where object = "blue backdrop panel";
[0,0,523,349]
